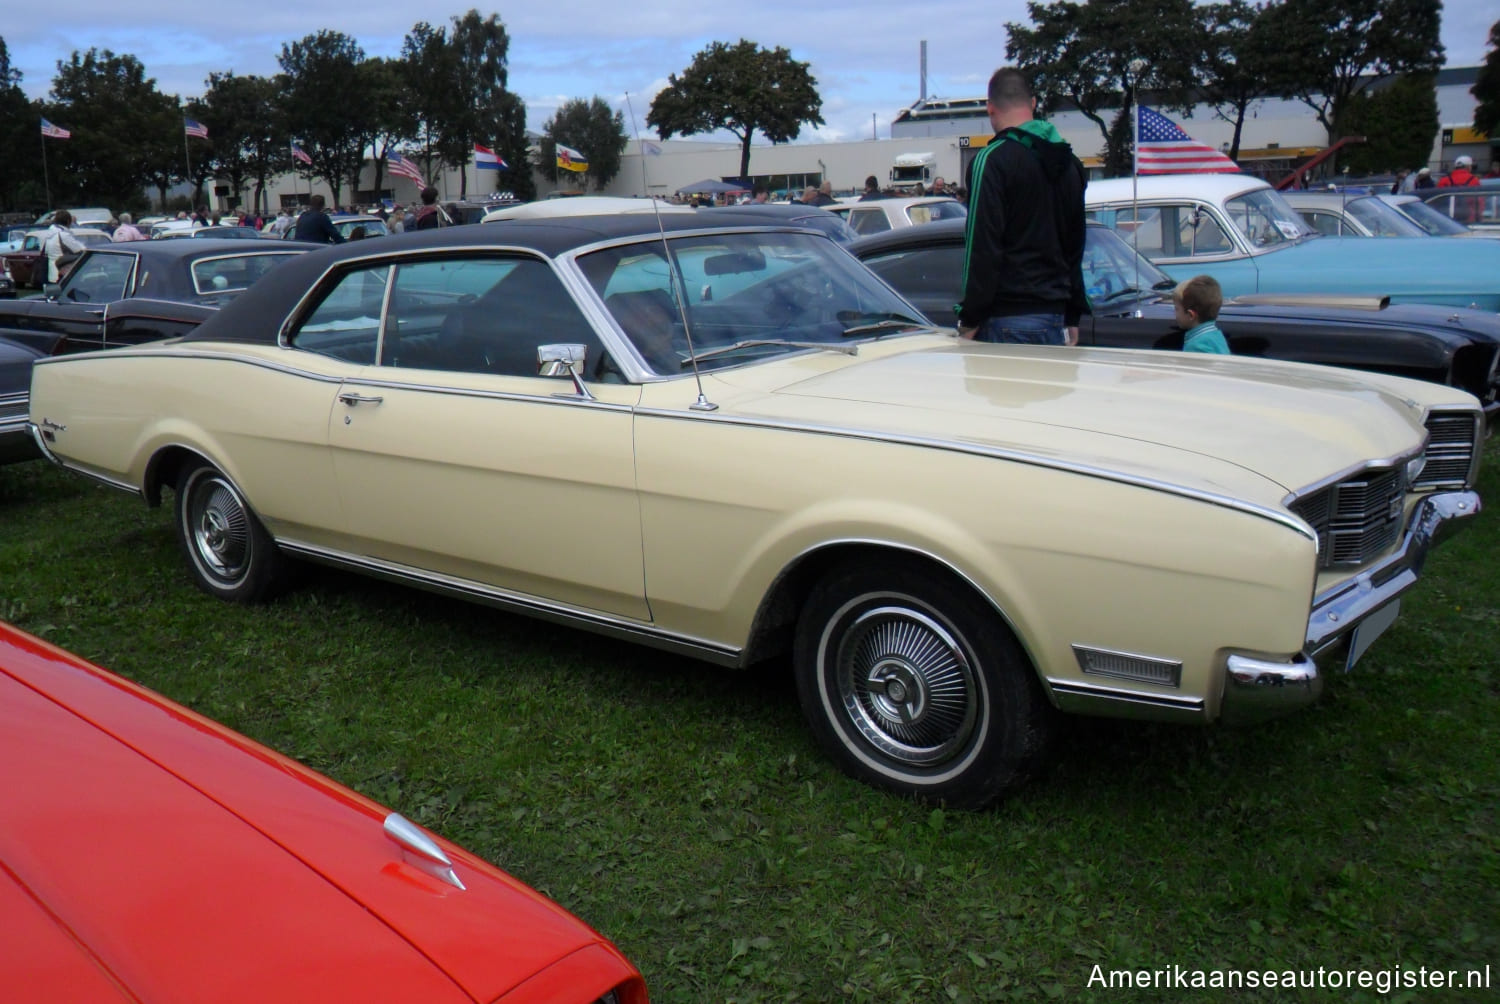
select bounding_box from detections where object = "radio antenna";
[625,91,716,411]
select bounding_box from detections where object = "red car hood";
[0,627,635,1004]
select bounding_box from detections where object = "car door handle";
[84,308,104,318]
[338,392,384,406]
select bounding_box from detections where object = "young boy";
[1172,275,1230,354]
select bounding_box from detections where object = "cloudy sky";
[6,2,1494,144]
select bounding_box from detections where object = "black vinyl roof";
[182,213,812,346]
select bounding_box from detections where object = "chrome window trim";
[1088,199,1255,260]
[277,243,558,348]
[553,225,929,382]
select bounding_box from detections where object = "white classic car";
[27,216,1484,808]
[823,196,967,236]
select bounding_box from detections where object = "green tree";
[361,58,410,203]
[448,9,516,198]
[399,21,463,185]
[479,88,534,201]
[537,97,628,191]
[1198,1,1283,160]
[648,39,823,179]
[1473,21,1500,138]
[1006,0,1199,177]
[278,30,368,207]
[200,72,291,212]
[48,49,178,209]
[0,37,38,210]
[1339,73,1439,174]
[1259,0,1443,143]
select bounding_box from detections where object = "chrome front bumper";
[1221,490,1481,725]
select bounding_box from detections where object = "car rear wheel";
[793,559,1054,810]
[175,462,285,602]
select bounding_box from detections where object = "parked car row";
[1083,174,1500,311]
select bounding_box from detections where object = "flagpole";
[1129,61,1144,319]
[40,129,52,210]
[183,119,194,209]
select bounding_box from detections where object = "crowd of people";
[1389,154,1498,193]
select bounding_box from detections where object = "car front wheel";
[174,462,285,602]
[794,559,1054,810]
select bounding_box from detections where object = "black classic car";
[0,239,313,356]
[0,239,313,462]
[851,219,1500,420]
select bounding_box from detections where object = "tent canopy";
[676,179,748,195]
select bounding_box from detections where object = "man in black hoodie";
[956,67,1087,345]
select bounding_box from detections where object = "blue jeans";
[978,312,1066,345]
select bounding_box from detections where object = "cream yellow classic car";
[27,216,1485,809]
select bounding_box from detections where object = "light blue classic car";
[1085,175,1500,312]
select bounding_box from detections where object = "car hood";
[1246,237,1500,308]
[713,338,1441,509]
[0,629,617,1004]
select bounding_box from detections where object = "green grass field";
[2,445,1496,1003]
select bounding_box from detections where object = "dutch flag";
[474,143,507,171]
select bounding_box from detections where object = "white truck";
[889,152,937,192]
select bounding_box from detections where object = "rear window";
[190,252,300,296]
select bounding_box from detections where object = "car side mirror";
[43,282,61,299]
[537,343,595,401]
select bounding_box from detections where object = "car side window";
[1300,211,1345,236]
[863,246,962,305]
[61,253,135,303]
[381,256,602,378]
[192,253,297,296]
[290,264,389,364]
[848,208,892,235]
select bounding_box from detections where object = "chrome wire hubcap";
[833,604,979,767]
[191,478,250,581]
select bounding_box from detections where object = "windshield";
[1344,196,1427,237]
[1082,226,1175,302]
[1390,198,1472,235]
[577,231,922,374]
[1223,188,1316,248]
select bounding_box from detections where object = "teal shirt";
[1182,320,1230,354]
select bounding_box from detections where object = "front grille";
[1292,466,1406,570]
[1416,411,1479,489]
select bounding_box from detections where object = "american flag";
[40,117,70,139]
[386,152,427,187]
[290,142,312,165]
[184,118,209,139]
[1136,106,1239,174]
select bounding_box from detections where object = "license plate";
[1346,599,1401,670]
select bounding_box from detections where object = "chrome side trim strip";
[1047,677,1206,723]
[274,537,743,667]
[32,347,636,413]
[632,407,1314,537]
